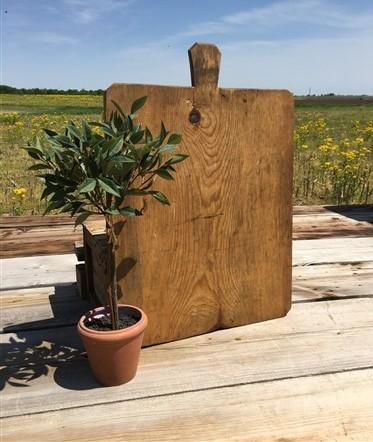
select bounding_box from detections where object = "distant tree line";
[0,84,104,95]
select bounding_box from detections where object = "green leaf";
[67,124,82,141]
[23,146,44,160]
[105,136,124,156]
[43,128,58,137]
[40,184,58,200]
[159,121,168,143]
[166,154,189,165]
[78,178,96,193]
[70,201,84,216]
[111,155,136,164]
[130,130,145,144]
[152,191,170,206]
[44,200,65,215]
[81,120,92,140]
[126,189,148,196]
[119,206,142,216]
[98,177,121,197]
[28,163,51,171]
[145,127,153,142]
[168,133,182,144]
[130,96,147,115]
[159,144,176,154]
[156,168,174,180]
[110,100,127,119]
[50,189,68,202]
[74,212,91,227]
[105,207,120,215]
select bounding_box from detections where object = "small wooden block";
[74,241,85,262]
[76,263,88,300]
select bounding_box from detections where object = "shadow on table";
[0,284,103,391]
[325,204,373,224]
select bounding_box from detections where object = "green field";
[1,94,372,215]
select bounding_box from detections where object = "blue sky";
[2,0,373,94]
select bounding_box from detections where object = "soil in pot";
[84,308,139,331]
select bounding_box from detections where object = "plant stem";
[106,215,119,330]
[111,234,119,330]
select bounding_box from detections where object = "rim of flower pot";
[78,304,148,341]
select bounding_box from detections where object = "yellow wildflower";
[13,187,27,198]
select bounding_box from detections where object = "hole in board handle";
[189,108,201,124]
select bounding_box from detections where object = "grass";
[294,105,373,205]
[1,94,372,215]
[0,94,103,115]
[1,94,103,215]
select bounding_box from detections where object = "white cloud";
[112,1,373,94]
[219,32,373,94]
[32,32,77,45]
[178,0,373,40]
[64,0,134,24]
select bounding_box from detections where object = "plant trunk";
[106,216,120,330]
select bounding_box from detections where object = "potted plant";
[23,96,188,386]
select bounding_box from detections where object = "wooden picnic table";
[1,205,373,441]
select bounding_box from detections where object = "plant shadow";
[0,283,103,391]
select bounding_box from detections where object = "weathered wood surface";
[1,213,373,440]
[3,370,373,442]
[1,205,371,258]
[1,235,372,293]
[292,236,373,266]
[86,233,373,313]
[1,256,371,335]
[0,215,102,258]
[1,254,78,290]
[293,205,373,239]
[2,299,373,440]
[2,299,373,416]
[0,285,89,332]
[293,261,373,301]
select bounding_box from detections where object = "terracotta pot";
[77,304,148,386]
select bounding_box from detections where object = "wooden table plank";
[1,254,77,290]
[2,368,373,441]
[293,204,373,218]
[0,284,89,332]
[292,261,373,302]
[2,298,373,418]
[1,205,372,258]
[1,236,372,291]
[292,237,373,266]
[1,209,373,441]
[2,255,371,334]
[0,215,102,258]
[0,214,103,228]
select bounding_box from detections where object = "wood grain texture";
[1,255,370,337]
[3,369,373,442]
[188,43,221,88]
[293,261,373,301]
[0,215,102,258]
[1,205,370,259]
[2,298,373,418]
[85,233,373,312]
[293,210,373,239]
[0,254,77,290]
[0,284,89,332]
[293,236,373,266]
[104,63,293,345]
